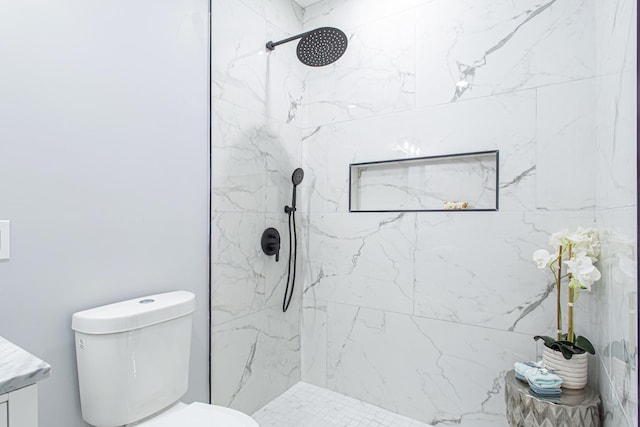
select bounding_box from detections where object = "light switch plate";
[0,221,10,260]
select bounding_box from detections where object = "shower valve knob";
[261,227,281,262]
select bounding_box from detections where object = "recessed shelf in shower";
[349,150,499,212]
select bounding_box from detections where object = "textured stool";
[505,370,601,427]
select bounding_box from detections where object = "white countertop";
[0,336,50,395]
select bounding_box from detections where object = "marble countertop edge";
[0,336,51,395]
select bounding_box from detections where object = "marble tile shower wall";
[210,0,305,415]
[591,0,638,426]
[296,1,633,426]
[208,0,637,425]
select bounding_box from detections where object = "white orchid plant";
[532,227,600,359]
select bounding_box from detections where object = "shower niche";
[349,150,499,212]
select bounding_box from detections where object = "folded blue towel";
[528,382,562,396]
[526,369,563,388]
[514,361,563,390]
[514,361,538,378]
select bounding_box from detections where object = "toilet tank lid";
[72,291,196,334]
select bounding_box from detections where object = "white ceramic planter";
[542,346,588,389]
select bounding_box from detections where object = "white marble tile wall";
[210,0,636,425]
[302,11,417,128]
[592,0,638,425]
[211,304,301,415]
[301,0,595,128]
[415,0,595,107]
[412,211,600,334]
[324,305,535,427]
[297,0,633,426]
[210,0,304,415]
[212,0,305,126]
[536,79,597,210]
[594,208,638,426]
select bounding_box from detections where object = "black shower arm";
[266,29,316,50]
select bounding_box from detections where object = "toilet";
[72,291,259,427]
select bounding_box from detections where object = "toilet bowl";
[72,291,259,427]
[135,402,258,427]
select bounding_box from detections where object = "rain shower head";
[266,27,348,67]
[296,27,348,67]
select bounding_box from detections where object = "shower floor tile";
[252,382,433,427]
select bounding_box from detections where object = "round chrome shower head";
[296,27,348,67]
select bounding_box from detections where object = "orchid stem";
[556,246,563,341]
[567,245,574,343]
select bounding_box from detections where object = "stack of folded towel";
[514,361,563,396]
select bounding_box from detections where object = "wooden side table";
[504,370,601,427]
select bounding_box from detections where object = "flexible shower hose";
[282,208,297,312]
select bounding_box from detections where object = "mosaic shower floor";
[252,382,433,427]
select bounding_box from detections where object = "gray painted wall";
[0,1,210,426]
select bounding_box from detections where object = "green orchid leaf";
[556,342,579,359]
[533,335,557,348]
[575,336,596,354]
[534,335,593,359]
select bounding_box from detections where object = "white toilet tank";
[72,291,196,427]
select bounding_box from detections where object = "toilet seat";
[139,402,259,427]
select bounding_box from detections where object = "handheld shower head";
[292,168,304,186]
[286,168,304,214]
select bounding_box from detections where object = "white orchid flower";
[565,254,602,290]
[533,249,556,269]
[584,229,600,259]
[568,227,600,260]
[567,228,590,245]
[572,249,588,259]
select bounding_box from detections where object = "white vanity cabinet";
[0,336,50,427]
[0,400,7,427]
[0,385,38,427]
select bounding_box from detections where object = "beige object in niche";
[443,201,468,210]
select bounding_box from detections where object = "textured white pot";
[542,346,588,389]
